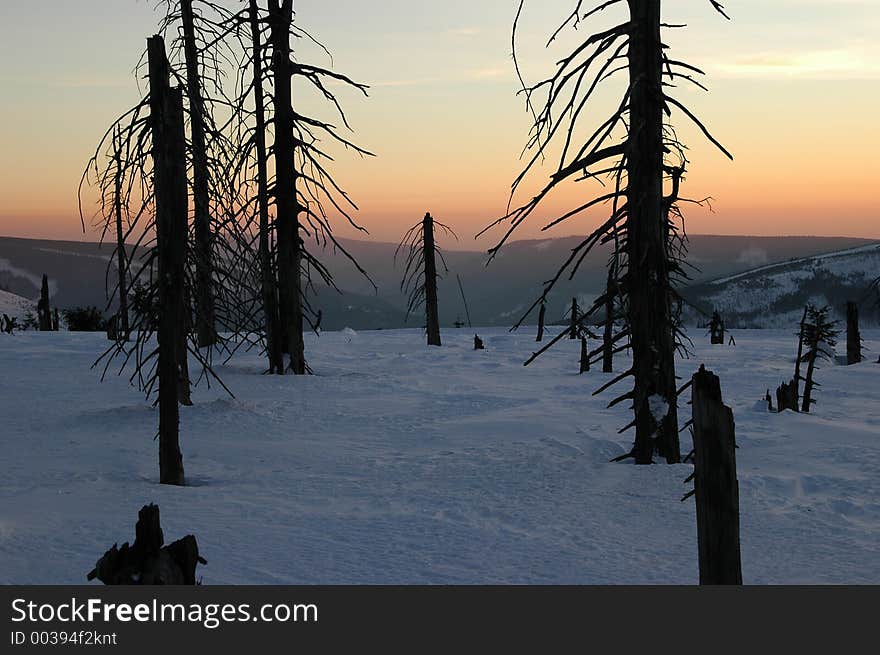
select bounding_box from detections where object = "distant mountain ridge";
[682,243,880,328]
[1,234,877,330]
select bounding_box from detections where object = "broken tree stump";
[689,365,742,585]
[474,334,484,350]
[87,504,206,585]
[846,301,862,365]
[579,335,590,374]
[775,378,799,413]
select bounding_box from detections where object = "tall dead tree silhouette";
[396,213,457,347]
[217,0,374,374]
[149,36,188,484]
[481,0,733,464]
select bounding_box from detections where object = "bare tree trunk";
[801,347,818,413]
[625,0,680,464]
[580,336,590,374]
[270,0,306,374]
[112,127,130,339]
[181,0,216,348]
[691,365,742,585]
[602,269,614,373]
[250,0,284,375]
[536,298,546,342]
[149,35,186,486]
[569,297,578,339]
[846,301,862,365]
[793,305,808,399]
[423,212,442,346]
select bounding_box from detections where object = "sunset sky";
[0,0,878,246]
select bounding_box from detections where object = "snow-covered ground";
[0,327,878,584]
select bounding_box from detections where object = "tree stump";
[87,504,206,585]
[690,365,742,585]
[775,379,799,413]
[579,336,590,374]
[474,334,484,350]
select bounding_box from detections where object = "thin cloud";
[712,48,880,79]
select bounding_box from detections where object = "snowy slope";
[0,327,878,584]
[0,288,33,321]
[683,244,880,327]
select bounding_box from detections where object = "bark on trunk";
[691,365,742,585]
[149,35,186,486]
[181,0,216,348]
[625,0,680,464]
[793,306,808,399]
[801,349,818,413]
[423,212,442,346]
[112,127,130,339]
[846,301,862,365]
[251,0,284,374]
[602,269,615,373]
[536,299,546,342]
[269,0,306,374]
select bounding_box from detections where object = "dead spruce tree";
[219,0,374,374]
[396,213,457,347]
[37,274,52,331]
[800,305,840,414]
[481,0,733,464]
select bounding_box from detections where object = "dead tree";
[87,504,206,585]
[150,35,188,485]
[601,269,616,373]
[480,0,733,464]
[846,301,862,365]
[396,213,457,347]
[474,334,485,350]
[685,365,742,585]
[111,127,130,339]
[536,297,546,342]
[179,0,217,347]
[580,334,590,374]
[793,305,808,399]
[37,274,52,331]
[800,305,840,414]
[709,310,725,345]
[569,298,579,340]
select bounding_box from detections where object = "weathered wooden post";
[846,301,862,365]
[423,212,442,347]
[149,34,187,486]
[536,298,546,342]
[569,297,578,339]
[690,365,742,585]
